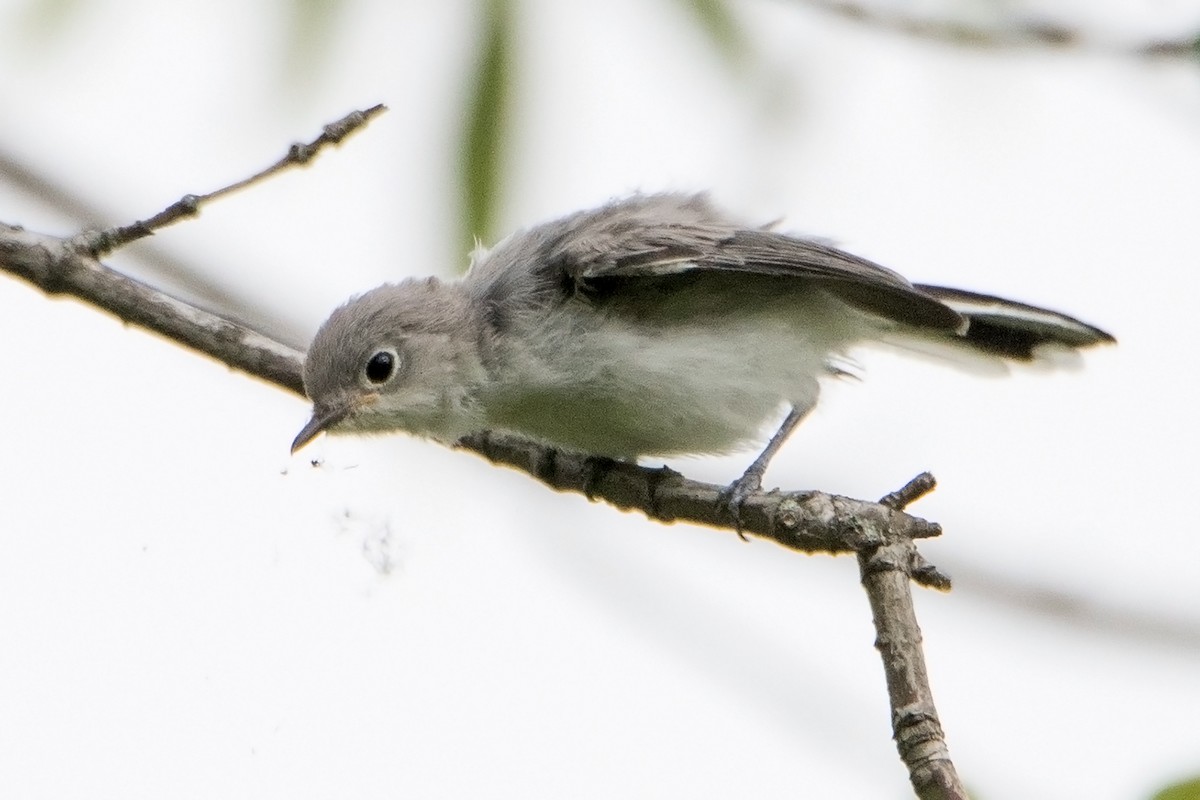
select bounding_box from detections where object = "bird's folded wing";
[544,195,964,332]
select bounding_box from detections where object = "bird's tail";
[878,284,1115,373]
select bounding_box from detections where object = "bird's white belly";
[482,300,856,458]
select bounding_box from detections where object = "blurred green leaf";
[677,0,749,69]
[459,0,513,256]
[1153,776,1200,800]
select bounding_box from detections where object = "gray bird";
[293,193,1113,510]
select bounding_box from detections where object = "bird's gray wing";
[533,193,964,331]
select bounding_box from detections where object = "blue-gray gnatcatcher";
[292,193,1113,508]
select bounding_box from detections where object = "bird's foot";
[718,467,766,541]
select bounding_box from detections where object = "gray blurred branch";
[802,0,1200,58]
[951,562,1200,652]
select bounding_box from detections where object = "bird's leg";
[720,404,812,539]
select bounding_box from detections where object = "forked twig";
[82,104,388,256]
[856,474,965,799]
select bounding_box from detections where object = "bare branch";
[0,144,306,347]
[85,104,388,255]
[1,213,965,799]
[854,477,966,799]
[0,216,943,555]
[460,431,942,553]
[0,221,305,393]
[0,108,965,796]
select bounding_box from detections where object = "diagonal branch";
[0,143,302,344]
[460,430,943,555]
[0,221,304,393]
[0,216,944,558]
[0,106,962,796]
[85,104,388,255]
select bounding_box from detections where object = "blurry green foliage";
[14,0,748,266]
[1153,776,1200,800]
[459,0,513,255]
[678,0,748,67]
[455,0,746,255]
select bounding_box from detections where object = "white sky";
[1,1,1199,798]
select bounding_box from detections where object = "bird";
[292,192,1113,513]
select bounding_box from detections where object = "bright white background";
[1,1,1198,798]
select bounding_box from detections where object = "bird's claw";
[718,471,764,541]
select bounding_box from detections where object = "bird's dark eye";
[364,350,396,384]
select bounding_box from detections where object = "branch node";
[773,496,804,532]
[533,443,560,487]
[323,107,371,142]
[69,228,111,256]
[288,141,315,165]
[580,454,618,500]
[644,464,681,522]
[892,703,940,731]
[859,544,903,577]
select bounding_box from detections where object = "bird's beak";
[291,399,357,455]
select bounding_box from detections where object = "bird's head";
[291,278,490,454]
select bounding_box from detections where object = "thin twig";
[84,104,388,255]
[0,144,307,347]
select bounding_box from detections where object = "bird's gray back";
[463,193,963,333]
